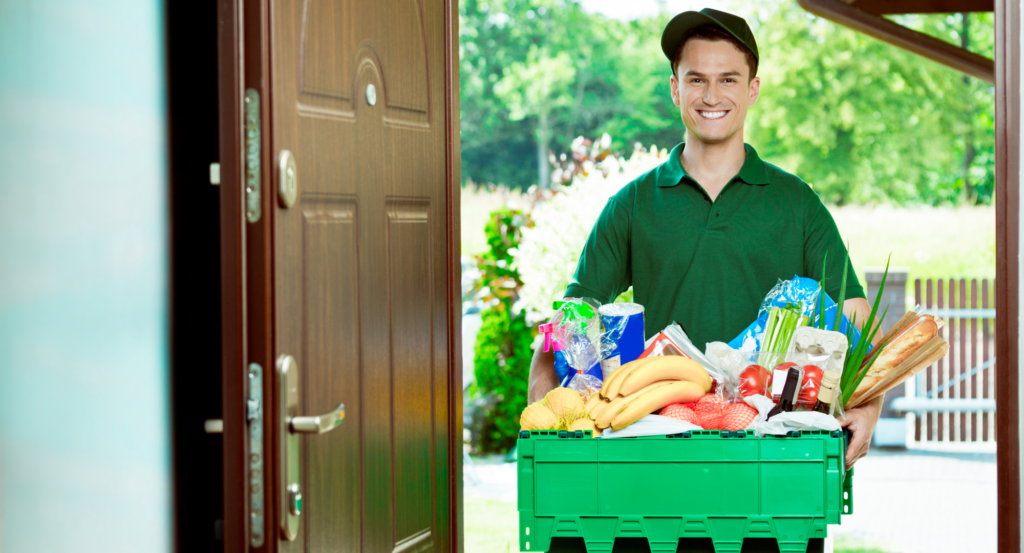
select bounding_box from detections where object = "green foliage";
[471,206,536,453]
[459,0,995,205]
[473,306,534,453]
[747,7,995,205]
[472,207,532,309]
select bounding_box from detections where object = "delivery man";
[528,8,882,468]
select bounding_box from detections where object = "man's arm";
[839,296,884,468]
[528,344,559,404]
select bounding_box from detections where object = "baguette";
[852,315,939,397]
[849,339,949,408]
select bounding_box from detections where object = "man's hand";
[839,395,883,468]
[528,345,559,404]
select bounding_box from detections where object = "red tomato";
[738,364,770,397]
[798,365,824,405]
[774,362,798,372]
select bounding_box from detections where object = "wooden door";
[217,0,461,551]
[273,0,458,551]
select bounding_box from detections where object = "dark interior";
[166,1,224,551]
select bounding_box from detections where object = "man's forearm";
[528,345,559,404]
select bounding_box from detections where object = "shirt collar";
[657,142,771,187]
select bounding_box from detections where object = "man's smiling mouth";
[697,110,728,120]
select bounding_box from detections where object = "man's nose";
[703,82,722,106]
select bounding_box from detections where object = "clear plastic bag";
[704,342,748,400]
[642,322,717,373]
[550,298,604,386]
[566,372,603,401]
[758,276,822,319]
[548,298,635,388]
[728,275,865,353]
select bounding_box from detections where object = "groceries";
[758,305,807,369]
[585,356,712,431]
[519,403,560,431]
[597,302,645,378]
[728,275,864,353]
[814,370,840,415]
[527,254,949,438]
[519,387,601,435]
[539,299,644,396]
[845,311,947,409]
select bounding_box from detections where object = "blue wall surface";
[0,0,171,551]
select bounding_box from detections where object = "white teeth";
[699,111,727,119]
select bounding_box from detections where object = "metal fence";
[893,278,996,452]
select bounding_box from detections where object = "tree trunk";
[536,109,551,189]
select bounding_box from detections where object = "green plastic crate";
[516,429,852,553]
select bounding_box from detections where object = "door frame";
[215,0,463,551]
[996,0,1021,550]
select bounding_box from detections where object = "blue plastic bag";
[728,276,866,353]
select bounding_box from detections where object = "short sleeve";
[564,196,632,303]
[803,189,865,301]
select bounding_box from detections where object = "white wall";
[0,0,170,551]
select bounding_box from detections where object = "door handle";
[276,354,345,541]
[290,403,345,434]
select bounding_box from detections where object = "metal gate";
[892,278,996,452]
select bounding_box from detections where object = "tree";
[494,46,576,188]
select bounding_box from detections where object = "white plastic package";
[744,394,842,436]
[598,414,702,438]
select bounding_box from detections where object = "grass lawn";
[464,497,895,552]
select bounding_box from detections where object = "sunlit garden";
[460,0,995,551]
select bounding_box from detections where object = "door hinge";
[244,89,261,223]
[247,363,265,547]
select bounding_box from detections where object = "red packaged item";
[691,393,726,429]
[798,365,824,406]
[659,403,699,425]
[738,364,771,397]
[719,402,758,431]
[639,332,690,359]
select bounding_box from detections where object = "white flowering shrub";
[516,139,669,319]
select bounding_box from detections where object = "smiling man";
[528,8,884,467]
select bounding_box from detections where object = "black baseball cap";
[661,8,759,74]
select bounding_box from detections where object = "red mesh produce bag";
[659,403,699,425]
[691,393,725,429]
[719,402,758,431]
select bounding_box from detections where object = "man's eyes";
[687,78,737,84]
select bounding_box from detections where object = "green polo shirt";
[565,142,865,348]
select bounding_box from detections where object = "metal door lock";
[277,354,344,541]
[287,483,302,516]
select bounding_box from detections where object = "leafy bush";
[471,207,536,453]
[472,306,534,452]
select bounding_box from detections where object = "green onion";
[836,254,892,407]
[759,305,807,369]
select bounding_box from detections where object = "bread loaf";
[852,316,939,397]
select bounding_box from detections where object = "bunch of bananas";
[585,356,712,431]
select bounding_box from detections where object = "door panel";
[300,200,362,550]
[297,0,430,126]
[387,200,436,549]
[272,0,452,551]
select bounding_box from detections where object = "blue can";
[598,303,645,379]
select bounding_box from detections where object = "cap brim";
[661,11,754,70]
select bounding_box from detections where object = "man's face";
[670,39,760,145]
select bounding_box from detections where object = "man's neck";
[680,131,747,202]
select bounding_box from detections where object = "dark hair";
[673,26,757,79]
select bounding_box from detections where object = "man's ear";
[670,74,681,107]
[748,76,761,106]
